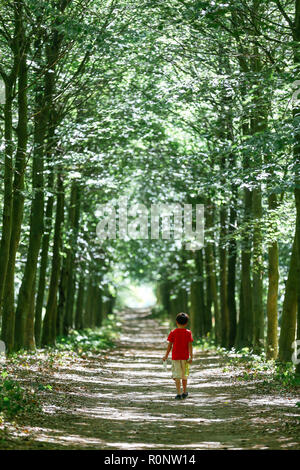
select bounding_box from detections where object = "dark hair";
[176,312,189,325]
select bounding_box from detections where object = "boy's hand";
[188,358,193,364]
[162,355,168,361]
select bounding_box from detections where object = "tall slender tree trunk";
[75,273,85,330]
[41,171,64,346]
[205,199,220,344]
[224,76,238,350]
[24,273,36,350]
[34,137,55,346]
[266,192,279,359]
[15,27,61,350]
[64,182,81,334]
[95,284,103,327]
[84,276,94,328]
[237,103,253,349]
[252,185,264,351]
[219,200,229,348]
[190,279,204,338]
[239,186,253,348]
[195,249,206,335]
[34,7,65,346]
[204,247,213,335]
[278,235,298,362]
[231,9,253,349]
[0,81,15,314]
[249,4,269,351]
[293,0,300,375]
[236,279,244,348]
[0,6,21,314]
[14,51,47,350]
[1,13,28,353]
[57,251,68,336]
[227,200,237,348]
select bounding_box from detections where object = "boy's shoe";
[182,392,189,399]
[175,394,182,400]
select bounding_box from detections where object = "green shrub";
[55,314,121,353]
[0,371,41,419]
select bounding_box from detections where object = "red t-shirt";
[167,328,193,360]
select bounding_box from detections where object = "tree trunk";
[95,285,103,327]
[219,203,229,348]
[84,276,94,328]
[57,252,68,337]
[34,149,55,346]
[227,201,237,348]
[195,249,206,335]
[266,193,279,360]
[0,81,15,315]
[252,185,264,351]
[278,235,298,362]
[238,158,253,348]
[41,171,64,346]
[0,4,22,315]
[250,42,266,352]
[205,200,220,344]
[64,182,81,333]
[14,57,47,350]
[204,246,213,335]
[24,273,36,350]
[293,0,300,375]
[190,281,202,338]
[75,274,85,330]
[1,19,28,353]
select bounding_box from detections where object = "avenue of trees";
[0,0,299,374]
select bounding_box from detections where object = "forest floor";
[0,308,299,450]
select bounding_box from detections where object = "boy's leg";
[181,360,189,397]
[175,378,181,395]
[172,361,182,396]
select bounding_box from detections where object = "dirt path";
[2,308,299,450]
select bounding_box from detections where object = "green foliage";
[55,314,121,354]
[193,334,216,351]
[0,0,299,366]
[273,363,300,388]
[219,347,300,390]
[0,372,41,419]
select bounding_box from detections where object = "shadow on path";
[3,308,300,450]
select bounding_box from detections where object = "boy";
[163,312,193,400]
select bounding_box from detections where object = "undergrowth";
[0,313,121,425]
[210,345,300,391]
[0,371,42,422]
[55,313,121,354]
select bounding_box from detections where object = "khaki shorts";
[172,360,190,379]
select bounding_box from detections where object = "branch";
[274,0,294,29]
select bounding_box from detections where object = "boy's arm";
[163,342,172,361]
[188,342,193,362]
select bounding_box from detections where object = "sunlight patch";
[117,282,156,308]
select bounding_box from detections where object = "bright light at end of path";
[120,284,156,308]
